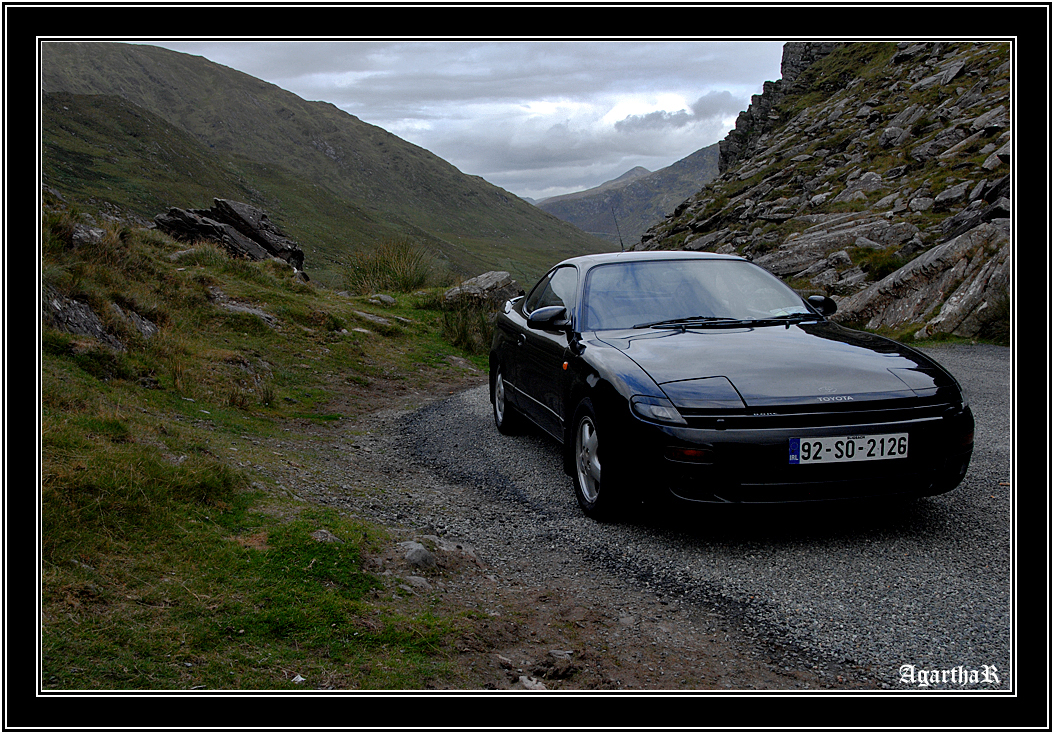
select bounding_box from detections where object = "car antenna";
[611,204,625,252]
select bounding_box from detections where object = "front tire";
[571,398,622,520]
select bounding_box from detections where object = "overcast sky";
[150,40,786,201]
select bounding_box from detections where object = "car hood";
[595,321,958,409]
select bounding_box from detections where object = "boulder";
[909,60,965,91]
[879,127,909,149]
[197,199,305,270]
[41,285,159,352]
[398,541,437,570]
[940,173,1011,241]
[71,223,106,248]
[155,207,270,261]
[933,181,973,212]
[444,271,524,307]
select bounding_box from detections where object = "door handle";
[517,334,527,347]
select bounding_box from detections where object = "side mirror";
[527,305,571,331]
[807,295,837,316]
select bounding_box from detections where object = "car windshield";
[580,259,812,331]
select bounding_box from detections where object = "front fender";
[563,334,666,474]
[571,333,668,404]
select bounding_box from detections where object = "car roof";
[553,249,746,272]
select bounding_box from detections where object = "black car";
[489,251,974,519]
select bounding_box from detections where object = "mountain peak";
[536,148,719,247]
[611,166,652,183]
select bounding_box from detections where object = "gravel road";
[389,342,1012,690]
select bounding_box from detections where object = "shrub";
[343,238,438,294]
[439,300,493,355]
[42,207,77,256]
[851,245,910,281]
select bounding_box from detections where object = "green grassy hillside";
[37,41,613,690]
[41,42,610,286]
[40,188,505,690]
[42,92,435,281]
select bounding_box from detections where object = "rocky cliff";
[635,41,1010,342]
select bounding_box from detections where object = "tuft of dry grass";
[342,238,445,295]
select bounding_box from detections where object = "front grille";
[681,397,955,430]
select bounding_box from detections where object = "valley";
[33,37,1023,711]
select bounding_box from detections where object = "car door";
[518,265,579,439]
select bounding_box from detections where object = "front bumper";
[625,405,974,504]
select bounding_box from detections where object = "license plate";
[789,433,908,464]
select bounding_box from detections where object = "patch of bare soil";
[260,362,870,691]
[369,539,835,691]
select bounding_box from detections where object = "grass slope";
[40,190,501,691]
[41,42,610,286]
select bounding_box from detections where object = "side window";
[524,266,578,314]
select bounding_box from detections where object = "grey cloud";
[615,109,696,132]
[690,90,744,118]
[615,90,745,133]
[148,39,785,199]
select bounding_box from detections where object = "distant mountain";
[40,42,609,286]
[540,166,652,206]
[536,146,719,248]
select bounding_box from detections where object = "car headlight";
[630,395,687,426]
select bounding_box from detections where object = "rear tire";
[492,367,522,435]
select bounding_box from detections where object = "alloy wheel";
[575,415,601,504]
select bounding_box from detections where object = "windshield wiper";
[633,313,819,330]
[633,316,740,329]
[746,313,818,325]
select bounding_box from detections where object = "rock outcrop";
[155,198,305,271]
[836,221,1009,339]
[42,284,158,352]
[637,41,1011,341]
[718,42,841,175]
